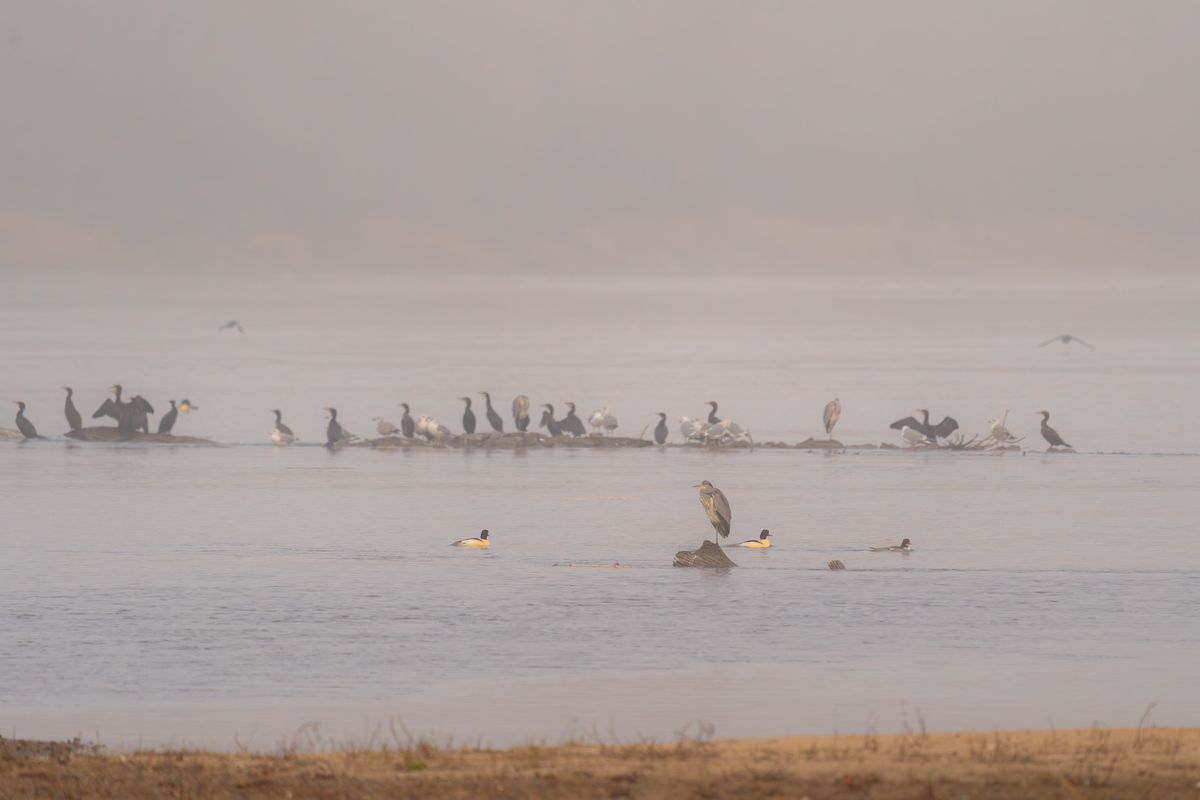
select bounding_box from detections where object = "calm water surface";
[2,274,1198,748]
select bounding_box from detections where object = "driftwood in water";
[673,540,737,568]
[828,559,846,570]
[64,426,215,445]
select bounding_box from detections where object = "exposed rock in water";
[673,540,737,568]
[362,432,654,449]
[796,437,844,450]
[64,426,215,445]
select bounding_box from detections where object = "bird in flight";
[1039,334,1092,348]
[218,321,245,333]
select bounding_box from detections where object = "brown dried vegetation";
[2,726,1198,799]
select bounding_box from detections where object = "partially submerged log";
[673,540,737,568]
[65,426,215,445]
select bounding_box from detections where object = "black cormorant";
[63,387,82,432]
[325,408,344,446]
[889,409,958,442]
[540,404,563,436]
[1038,411,1072,449]
[654,412,668,444]
[460,397,476,434]
[480,391,504,432]
[707,401,721,425]
[14,401,39,439]
[118,396,154,437]
[692,480,731,545]
[561,402,587,437]
[399,403,415,438]
[157,400,179,434]
[93,384,126,421]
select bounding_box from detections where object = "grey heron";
[823,398,841,439]
[692,480,731,545]
[512,395,531,432]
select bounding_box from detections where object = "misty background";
[3,0,1198,279]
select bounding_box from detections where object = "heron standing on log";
[692,480,731,545]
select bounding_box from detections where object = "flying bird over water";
[218,321,245,333]
[561,402,587,437]
[512,395,531,432]
[13,401,40,439]
[823,398,841,439]
[1038,411,1072,450]
[460,397,476,434]
[654,412,668,444]
[157,400,179,435]
[399,403,415,438]
[480,392,504,433]
[63,387,82,432]
[1039,334,1092,349]
[693,480,731,545]
[270,409,295,444]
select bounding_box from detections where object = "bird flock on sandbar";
[10,384,1077,454]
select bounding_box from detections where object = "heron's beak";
[690,482,703,488]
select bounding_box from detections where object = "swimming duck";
[869,537,912,552]
[733,529,772,548]
[451,529,490,548]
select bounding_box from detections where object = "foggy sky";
[2,1,1198,277]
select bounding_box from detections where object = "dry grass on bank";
[2,725,1198,799]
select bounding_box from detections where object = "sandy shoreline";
[3,726,1197,798]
